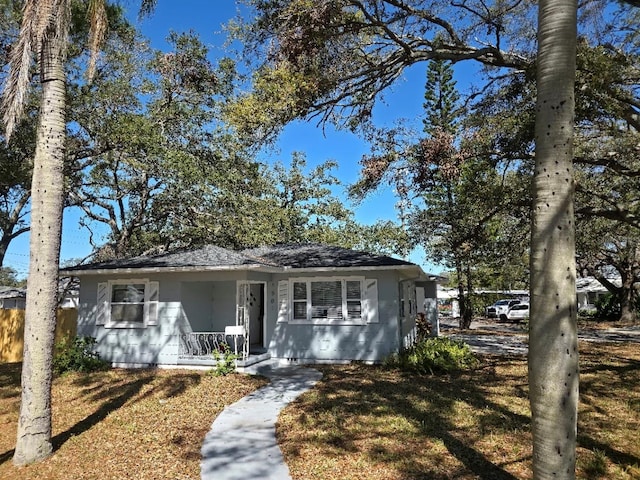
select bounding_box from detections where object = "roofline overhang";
[59,263,281,276]
[60,263,433,278]
[280,264,421,274]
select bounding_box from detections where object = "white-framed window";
[97,279,159,328]
[288,277,365,324]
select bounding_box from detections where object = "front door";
[236,282,265,353]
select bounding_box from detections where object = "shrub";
[386,337,478,375]
[595,294,621,321]
[209,343,238,377]
[53,336,109,375]
[578,307,597,319]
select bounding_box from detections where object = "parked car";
[500,303,530,323]
[486,299,521,318]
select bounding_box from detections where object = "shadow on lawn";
[286,345,640,479]
[51,376,151,450]
[0,372,152,466]
[382,368,526,479]
[286,361,528,480]
[0,367,204,466]
[54,370,203,451]
[578,348,640,468]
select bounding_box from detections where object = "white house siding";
[77,272,250,367]
[76,269,436,366]
[266,271,401,363]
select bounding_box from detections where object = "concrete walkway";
[200,362,323,480]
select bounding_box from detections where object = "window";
[290,277,364,324]
[111,283,146,324]
[292,281,308,321]
[97,279,159,328]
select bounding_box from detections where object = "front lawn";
[0,366,267,480]
[1,341,638,480]
[278,342,640,480]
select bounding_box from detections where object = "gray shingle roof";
[62,243,417,274]
[62,245,268,272]
[0,286,26,299]
[242,243,415,268]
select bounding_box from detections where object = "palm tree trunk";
[13,33,66,466]
[528,1,578,479]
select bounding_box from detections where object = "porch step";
[236,352,271,370]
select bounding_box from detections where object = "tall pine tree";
[423,59,460,136]
[419,60,479,328]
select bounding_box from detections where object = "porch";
[177,331,270,368]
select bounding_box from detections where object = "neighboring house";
[58,277,79,309]
[62,244,439,369]
[0,286,26,310]
[0,282,78,310]
[575,276,620,311]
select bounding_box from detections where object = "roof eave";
[61,263,433,279]
[60,263,281,276]
[282,264,428,276]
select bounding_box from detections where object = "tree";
[0,119,34,266]
[419,60,474,328]
[351,60,520,329]
[253,153,408,253]
[233,2,640,477]
[423,59,460,136]
[576,217,640,322]
[0,2,139,267]
[227,0,536,144]
[0,266,24,286]
[67,29,229,259]
[1,0,154,465]
[0,1,35,267]
[528,2,579,479]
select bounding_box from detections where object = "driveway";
[440,316,640,356]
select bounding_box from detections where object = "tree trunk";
[528,1,578,479]
[0,238,8,267]
[13,35,66,466]
[618,272,636,323]
[462,262,473,329]
[456,262,467,329]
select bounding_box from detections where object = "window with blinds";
[311,280,343,320]
[290,277,364,323]
[97,279,159,328]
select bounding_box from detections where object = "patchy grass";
[0,366,267,480]
[278,342,640,480]
[1,342,638,480]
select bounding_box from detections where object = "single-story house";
[0,283,78,310]
[0,286,27,310]
[62,243,439,369]
[575,276,620,311]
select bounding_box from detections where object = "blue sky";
[5,0,469,278]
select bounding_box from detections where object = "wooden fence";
[0,309,77,363]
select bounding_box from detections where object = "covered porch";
[176,279,270,368]
[176,330,271,368]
